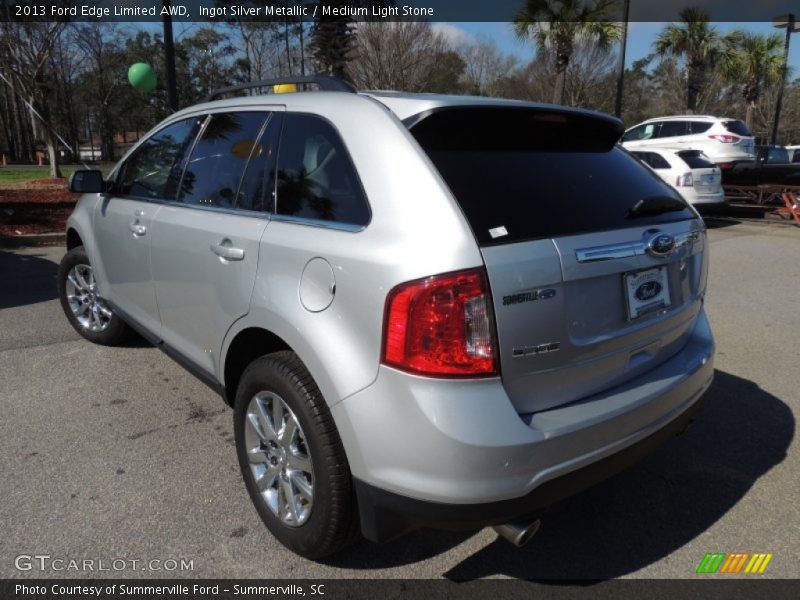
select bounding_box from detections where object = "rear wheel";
[234,351,358,558]
[58,245,130,345]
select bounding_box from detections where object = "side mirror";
[69,170,106,194]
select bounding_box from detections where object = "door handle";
[129,221,147,236]
[210,242,245,261]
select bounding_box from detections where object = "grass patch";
[0,167,79,185]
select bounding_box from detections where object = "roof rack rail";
[203,74,356,102]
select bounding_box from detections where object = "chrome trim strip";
[575,229,703,263]
[269,213,365,233]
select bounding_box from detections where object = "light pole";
[614,0,630,118]
[771,13,797,145]
[162,0,179,112]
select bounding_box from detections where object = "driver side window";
[116,117,201,199]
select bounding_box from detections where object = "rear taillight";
[382,268,499,377]
[676,172,694,187]
[709,134,740,144]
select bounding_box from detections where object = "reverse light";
[709,134,740,143]
[382,268,499,377]
[676,172,694,187]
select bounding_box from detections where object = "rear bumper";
[332,309,714,541]
[355,392,704,541]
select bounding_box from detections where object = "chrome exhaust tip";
[492,519,541,547]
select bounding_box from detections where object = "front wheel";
[58,245,130,345]
[234,351,359,559]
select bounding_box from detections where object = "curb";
[0,232,64,248]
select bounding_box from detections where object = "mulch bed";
[0,180,79,236]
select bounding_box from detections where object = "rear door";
[411,108,706,414]
[149,108,283,376]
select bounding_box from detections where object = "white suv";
[622,116,755,166]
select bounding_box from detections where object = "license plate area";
[624,266,671,320]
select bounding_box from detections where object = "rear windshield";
[678,151,715,169]
[723,120,753,137]
[410,107,694,246]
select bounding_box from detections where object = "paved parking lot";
[1,220,798,580]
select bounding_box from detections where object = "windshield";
[723,120,753,137]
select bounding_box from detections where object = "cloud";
[431,23,474,46]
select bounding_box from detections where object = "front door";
[94,117,201,334]
[150,109,283,377]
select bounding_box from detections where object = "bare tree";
[1,20,67,176]
[347,21,459,92]
[457,35,517,96]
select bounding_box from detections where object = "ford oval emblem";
[647,233,675,257]
[635,280,662,301]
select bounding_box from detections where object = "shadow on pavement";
[326,370,793,580]
[0,249,59,309]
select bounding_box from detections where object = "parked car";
[630,148,726,208]
[59,77,714,558]
[621,115,755,166]
[723,144,800,187]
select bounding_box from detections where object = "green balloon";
[128,63,157,93]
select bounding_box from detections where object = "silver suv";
[59,76,715,558]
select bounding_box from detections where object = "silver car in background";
[59,76,715,558]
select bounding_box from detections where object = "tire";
[234,351,359,559]
[58,245,130,346]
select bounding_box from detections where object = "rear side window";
[411,108,694,246]
[275,113,370,226]
[688,121,713,134]
[179,112,269,208]
[237,113,282,212]
[632,152,670,169]
[723,120,753,136]
[678,151,715,169]
[117,118,201,199]
[766,147,789,164]
[656,121,688,138]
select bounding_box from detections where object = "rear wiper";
[627,196,687,218]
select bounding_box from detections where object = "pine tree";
[310,2,356,80]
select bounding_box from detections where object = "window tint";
[656,121,688,138]
[623,123,658,142]
[792,150,800,163]
[766,147,789,164]
[117,118,200,198]
[678,151,715,169]
[411,108,693,246]
[275,113,369,226]
[647,153,671,169]
[237,113,282,212]
[178,112,269,208]
[688,121,713,134]
[723,120,752,136]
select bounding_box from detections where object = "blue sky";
[443,21,800,70]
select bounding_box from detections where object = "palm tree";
[721,32,785,131]
[654,7,721,113]
[514,0,622,106]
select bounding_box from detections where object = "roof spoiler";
[203,74,356,102]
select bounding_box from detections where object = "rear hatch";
[678,150,722,194]
[410,107,707,414]
[722,119,755,156]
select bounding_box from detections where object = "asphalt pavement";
[0,220,798,579]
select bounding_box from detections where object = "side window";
[178,112,269,208]
[117,118,201,199]
[688,121,712,134]
[657,121,688,139]
[237,113,282,212]
[631,152,650,166]
[623,124,657,142]
[649,154,671,169]
[275,113,370,226]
